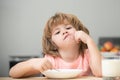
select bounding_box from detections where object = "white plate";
[42,69,83,78]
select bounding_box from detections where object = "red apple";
[103,41,113,51]
[100,47,107,52]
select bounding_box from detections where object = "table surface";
[0,76,102,80]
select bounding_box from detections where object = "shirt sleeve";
[44,55,55,68]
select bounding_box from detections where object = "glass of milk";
[102,54,120,80]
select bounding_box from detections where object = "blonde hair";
[42,12,89,57]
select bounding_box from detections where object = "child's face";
[51,24,77,49]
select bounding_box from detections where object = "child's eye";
[55,31,60,35]
[66,27,72,30]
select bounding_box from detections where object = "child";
[9,12,102,78]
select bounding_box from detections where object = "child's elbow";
[93,72,102,77]
[9,69,21,78]
[9,71,16,78]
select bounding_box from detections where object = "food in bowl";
[42,69,83,78]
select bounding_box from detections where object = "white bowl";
[42,69,83,78]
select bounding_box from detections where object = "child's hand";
[29,58,53,72]
[74,31,91,44]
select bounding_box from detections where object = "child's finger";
[74,31,81,43]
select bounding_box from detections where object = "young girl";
[9,12,102,78]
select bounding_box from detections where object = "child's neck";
[59,48,80,62]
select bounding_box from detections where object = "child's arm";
[75,31,102,77]
[9,58,52,78]
[86,38,102,77]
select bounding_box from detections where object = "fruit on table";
[100,47,107,52]
[100,41,120,53]
[110,47,119,53]
[103,41,113,51]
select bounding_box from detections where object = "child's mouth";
[63,34,69,40]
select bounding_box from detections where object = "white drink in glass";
[102,56,120,80]
[102,59,120,76]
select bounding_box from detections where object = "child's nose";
[63,31,68,35]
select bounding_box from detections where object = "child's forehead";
[52,24,67,30]
[50,20,70,31]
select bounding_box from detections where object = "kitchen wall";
[0,0,120,77]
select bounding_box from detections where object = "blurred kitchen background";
[0,0,120,77]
